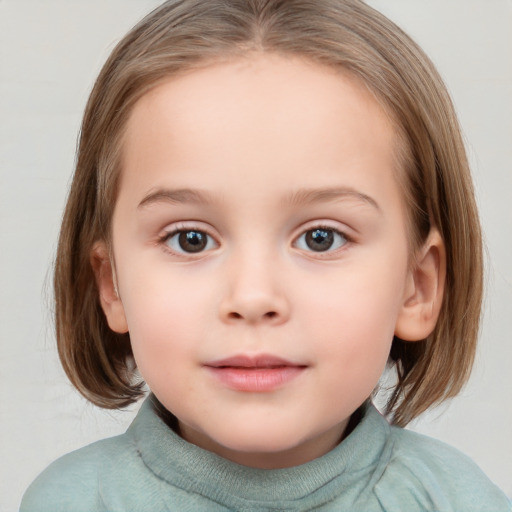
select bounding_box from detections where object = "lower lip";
[206,366,306,392]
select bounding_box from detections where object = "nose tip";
[219,284,290,325]
[219,250,290,325]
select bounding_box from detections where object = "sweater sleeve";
[20,449,104,512]
[373,427,511,512]
[19,432,171,512]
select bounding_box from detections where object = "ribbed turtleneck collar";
[127,395,392,509]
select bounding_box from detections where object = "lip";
[204,354,307,392]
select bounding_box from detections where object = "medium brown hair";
[54,0,483,426]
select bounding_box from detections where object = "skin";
[93,54,445,469]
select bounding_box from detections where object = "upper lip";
[205,354,305,369]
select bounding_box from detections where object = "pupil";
[179,231,207,253]
[306,229,333,251]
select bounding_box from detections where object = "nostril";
[226,311,278,321]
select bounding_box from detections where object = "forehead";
[119,53,400,208]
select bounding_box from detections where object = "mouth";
[204,354,307,392]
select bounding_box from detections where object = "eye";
[164,229,217,254]
[294,227,348,252]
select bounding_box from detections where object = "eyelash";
[158,223,352,256]
[293,225,351,254]
[159,224,218,255]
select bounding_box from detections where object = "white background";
[1,1,511,510]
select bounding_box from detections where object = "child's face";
[104,54,415,468]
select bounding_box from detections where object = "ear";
[90,241,128,334]
[394,229,446,342]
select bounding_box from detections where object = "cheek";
[312,300,395,408]
[319,295,395,368]
[117,268,213,381]
[307,258,405,337]
[302,259,406,379]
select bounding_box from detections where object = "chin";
[192,419,308,456]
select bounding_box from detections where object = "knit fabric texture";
[21,395,511,511]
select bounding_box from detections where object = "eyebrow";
[286,187,381,212]
[137,186,381,212]
[138,188,214,209]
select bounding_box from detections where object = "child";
[21,0,511,510]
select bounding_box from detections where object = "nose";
[218,251,290,325]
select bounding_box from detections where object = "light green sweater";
[21,396,510,511]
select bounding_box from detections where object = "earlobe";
[394,229,446,342]
[90,242,128,334]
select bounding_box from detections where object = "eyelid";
[155,220,353,257]
[292,220,353,240]
[291,221,353,254]
[158,221,220,255]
